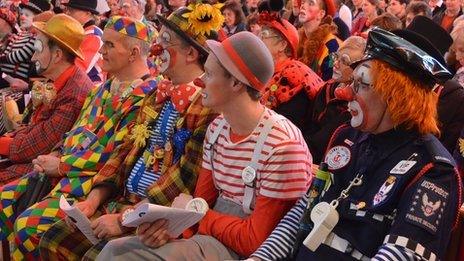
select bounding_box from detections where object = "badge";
[373,176,396,206]
[242,166,256,185]
[344,139,354,146]
[324,146,351,170]
[405,179,449,234]
[390,160,417,175]
[143,106,159,120]
[130,121,150,148]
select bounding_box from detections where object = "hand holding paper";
[121,203,205,238]
[59,195,100,245]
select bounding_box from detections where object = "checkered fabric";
[93,86,217,206]
[38,84,217,260]
[0,67,93,185]
[0,77,157,259]
[105,16,153,43]
[39,218,125,261]
[55,77,157,199]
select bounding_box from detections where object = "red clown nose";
[150,44,164,57]
[193,78,205,88]
[335,84,355,101]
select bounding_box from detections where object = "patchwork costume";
[40,80,217,261]
[0,16,157,259]
[0,75,156,259]
[97,32,312,261]
[0,65,93,184]
[39,6,222,260]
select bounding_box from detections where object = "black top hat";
[19,0,51,14]
[405,16,452,56]
[353,28,452,88]
[64,0,99,15]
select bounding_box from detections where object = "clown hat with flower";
[155,0,224,58]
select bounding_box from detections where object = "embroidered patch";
[373,176,396,206]
[405,179,449,234]
[325,146,351,170]
[390,160,417,175]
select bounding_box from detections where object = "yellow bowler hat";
[33,14,85,59]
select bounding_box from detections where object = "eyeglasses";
[330,52,352,66]
[352,78,373,93]
[258,30,280,40]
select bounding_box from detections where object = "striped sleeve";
[251,196,307,260]
[6,36,35,64]
[372,235,437,261]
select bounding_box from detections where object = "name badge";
[390,160,417,175]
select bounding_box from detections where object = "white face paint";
[157,31,172,73]
[332,67,342,81]
[20,8,35,29]
[348,62,374,129]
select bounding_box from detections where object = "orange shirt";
[441,14,456,32]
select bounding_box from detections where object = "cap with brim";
[351,28,451,88]
[393,29,447,69]
[207,39,251,87]
[33,14,84,59]
[205,31,274,92]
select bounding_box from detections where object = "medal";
[154,147,165,159]
[176,117,184,129]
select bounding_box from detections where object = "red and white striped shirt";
[202,108,312,204]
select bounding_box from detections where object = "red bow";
[155,80,198,113]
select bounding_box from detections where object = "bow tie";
[155,80,199,113]
[31,81,56,108]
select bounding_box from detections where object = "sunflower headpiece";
[183,1,224,36]
[156,1,223,56]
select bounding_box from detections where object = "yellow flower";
[130,122,151,148]
[182,2,224,36]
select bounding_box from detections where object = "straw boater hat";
[206,31,275,92]
[32,14,85,59]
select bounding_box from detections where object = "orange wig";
[372,60,440,135]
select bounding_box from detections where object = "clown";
[257,0,323,130]
[39,2,221,259]
[297,0,341,80]
[251,28,461,261]
[0,16,157,259]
